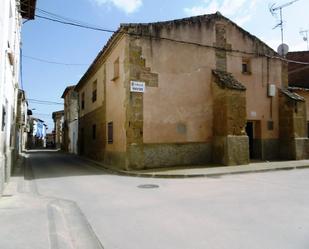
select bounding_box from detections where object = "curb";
[77,155,309,179]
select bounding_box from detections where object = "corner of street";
[1,150,309,249]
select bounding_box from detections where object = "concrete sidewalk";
[0,157,50,249]
[93,159,309,178]
[0,156,104,249]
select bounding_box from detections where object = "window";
[92,124,96,140]
[267,120,274,131]
[81,92,85,110]
[108,122,113,144]
[2,106,6,131]
[92,80,97,103]
[307,122,309,138]
[294,102,298,113]
[112,58,119,81]
[242,58,251,74]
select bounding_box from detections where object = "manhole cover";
[137,184,159,189]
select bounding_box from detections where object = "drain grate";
[137,184,159,189]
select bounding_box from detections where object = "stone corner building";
[75,12,309,171]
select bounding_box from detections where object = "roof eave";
[75,28,125,92]
[20,0,37,20]
[61,85,76,98]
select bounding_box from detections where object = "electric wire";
[21,5,309,68]
[36,8,104,29]
[35,14,116,33]
[27,98,63,105]
[23,55,88,66]
[34,12,309,65]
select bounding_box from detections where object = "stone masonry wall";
[212,82,249,165]
[212,23,249,166]
[214,23,231,72]
[279,91,308,159]
[125,36,158,170]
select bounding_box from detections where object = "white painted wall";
[69,120,78,154]
[0,0,22,194]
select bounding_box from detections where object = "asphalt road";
[28,150,309,249]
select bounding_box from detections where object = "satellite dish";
[277,43,289,56]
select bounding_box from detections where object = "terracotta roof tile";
[212,70,246,91]
[281,88,305,101]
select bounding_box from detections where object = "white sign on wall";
[130,81,145,93]
[250,111,257,117]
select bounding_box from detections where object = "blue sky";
[22,0,309,130]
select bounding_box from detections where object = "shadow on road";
[25,150,108,179]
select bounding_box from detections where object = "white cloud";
[263,38,281,50]
[234,15,252,26]
[263,38,308,52]
[184,0,260,26]
[92,0,142,14]
[290,42,308,52]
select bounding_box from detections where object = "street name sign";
[130,81,145,93]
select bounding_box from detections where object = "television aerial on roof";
[269,0,300,56]
[300,29,309,50]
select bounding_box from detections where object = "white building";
[52,110,64,150]
[0,0,36,195]
[16,89,29,154]
[61,86,78,154]
[27,117,47,149]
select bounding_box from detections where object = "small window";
[267,120,274,131]
[108,122,113,144]
[92,80,97,103]
[81,92,85,110]
[294,102,298,113]
[307,122,309,138]
[92,124,96,140]
[112,58,119,81]
[242,58,251,74]
[2,106,6,131]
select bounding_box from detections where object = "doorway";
[246,121,254,159]
[245,120,262,160]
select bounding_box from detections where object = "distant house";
[75,12,308,170]
[46,133,55,148]
[61,86,78,154]
[27,118,47,149]
[52,110,64,149]
[287,51,309,137]
[16,90,30,154]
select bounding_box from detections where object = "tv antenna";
[300,29,309,50]
[269,0,300,56]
